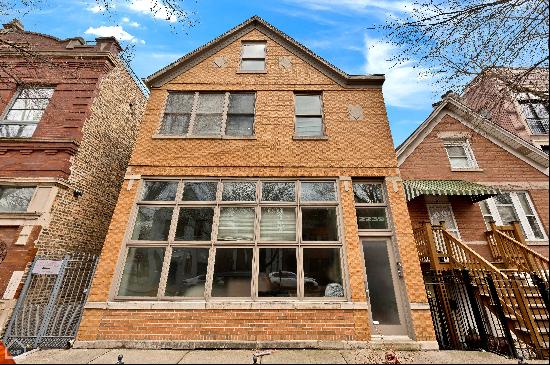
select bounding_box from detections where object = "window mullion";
[157,245,172,299]
[510,192,534,240]
[187,92,199,136]
[220,92,229,137]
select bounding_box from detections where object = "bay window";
[117,178,345,300]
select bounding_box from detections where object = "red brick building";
[0,20,147,330]
[397,92,549,260]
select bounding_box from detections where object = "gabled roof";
[144,16,385,88]
[396,93,549,175]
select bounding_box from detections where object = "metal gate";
[3,253,98,355]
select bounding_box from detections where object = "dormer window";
[519,99,549,135]
[443,140,478,169]
[240,42,266,72]
[0,87,54,138]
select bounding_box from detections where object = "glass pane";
[12,98,50,110]
[301,182,336,201]
[131,207,173,240]
[175,207,214,241]
[242,43,266,58]
[182,181,217,201]
[165,248,209,297]
[212,248,252,297]
[302,207,338,241]
[225,115,254,136]
[196,93,224,114]
[445,145,467,157]
[494,193,513,205]
[159,114,190,135]
[362,240,400,324]
[449,157,471,168]
[517,192,534,215]
[7,109,44,121]
[527,216,545,239]
[295,117,323,136]
[258,248,297,297]
[118,247,165,297]
[241,60,265,71]
[0,124,36,138]
[356,207,389,230]
[193,114,222,136]
[142,181,178,201]
[353,183,384,204]
[222,182,256,201]
[520,104,536,119]
[532,102,549,119]
[428,205,457,230]
[19,88,54,98]
[228,93,255,114]
[165,92,194,113]
[0,186,35,212]
[260,207,296,241]
[303,248,344,298]
[496,206,518,225]
[295,95,322,115]
[218,207,255,241]
[261,182,295,202]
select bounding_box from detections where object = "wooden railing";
[414,221,506,278]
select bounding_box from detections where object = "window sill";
[451,167,484,172]
[86,300,366,310]
[293,136,329,140]
[152,135,256,140]
[0,211,41,220]
[236,70,267,74]
[525,239,549,245]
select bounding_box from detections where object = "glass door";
[427,203,461,238]
[361,238,408,336]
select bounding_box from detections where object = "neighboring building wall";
[400,113,549,258]
[77,27,434,346]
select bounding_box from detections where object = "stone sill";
[85,301,369,310]
[293,136,329,141]
[450,167,484,172]
[0,212,41,220]
[152,135,257,140]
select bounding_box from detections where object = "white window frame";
[443,139,479,170]
[482,192,548,241]
[239,41,267,72]
[294,93,325,138]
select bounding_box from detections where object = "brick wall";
[400,113,548,258]
[78,27,434,345]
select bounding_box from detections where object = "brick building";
[76,16,436,349]
[0,20,147,330]
[397,92,549,260]
[462,68,549,153]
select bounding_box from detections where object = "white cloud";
[122,17,140,27]
[364,35,436,108]
[87,4,106,13]
[128,0,178,23]
[85,25,144,44]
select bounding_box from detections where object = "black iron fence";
[424,269,549,360]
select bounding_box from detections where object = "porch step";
[505,313,549,321]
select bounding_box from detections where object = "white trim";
[396,97,549,175]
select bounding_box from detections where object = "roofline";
[396,95,549,175]
[144,16,385,88]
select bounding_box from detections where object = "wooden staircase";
[414,221,549,359]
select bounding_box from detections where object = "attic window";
[443,140,478,169]
[240,42,266,72]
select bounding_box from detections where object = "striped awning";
[403,179,501,202]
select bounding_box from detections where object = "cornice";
[0,138,80,155]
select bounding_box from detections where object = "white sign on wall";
[32,260,63,275]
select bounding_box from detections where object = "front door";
[361,238,408,336]
[427,203,461,238]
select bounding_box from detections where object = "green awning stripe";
[403,179,501,202]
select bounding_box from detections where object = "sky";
[7,0,444,145]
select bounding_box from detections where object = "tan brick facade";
[78,19,434,348]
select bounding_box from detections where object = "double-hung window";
[353,182,391,231]
[0,186,36,212]
[118,179,345,300]
[443,140,478,169]
[295,94,324,137]
[240,42,266,72]
[479,192,547,240]
[159,92,255,137]
[0,87,54,138]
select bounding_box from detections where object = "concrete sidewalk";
[14,349,548,364]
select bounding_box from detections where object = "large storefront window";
[117,179,345,300]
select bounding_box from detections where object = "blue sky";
[10,0,443,145]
